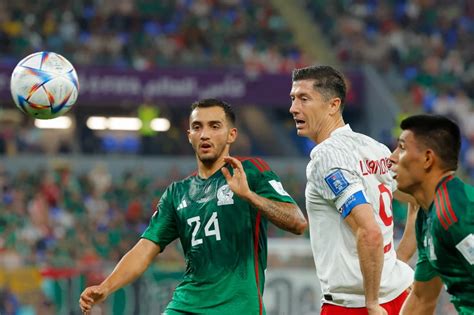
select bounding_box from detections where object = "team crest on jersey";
[217,184,234,206]
[324,169,349,196]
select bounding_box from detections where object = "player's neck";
[197,158,226,179]
[316,117,345,143]
[416,170,455,210]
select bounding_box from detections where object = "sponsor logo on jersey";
[456,233,474,265]
[268,180,290,196]
[177,199,188,210]
[217,184,234,206]
[324,169,349,196]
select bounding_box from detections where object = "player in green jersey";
[390,114,474,315]
[79,98,308,315]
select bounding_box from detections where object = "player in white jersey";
[289,65,414,315]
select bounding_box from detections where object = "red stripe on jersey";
[237,156,264,172]
[256,158,271,171]
[444,175,454,183]
[253,211,263,315]
[442,183,458,224]
[438,189,452,226]
[434,193,449,230]
[249,159,264,172]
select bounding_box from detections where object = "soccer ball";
[10,51,79,119]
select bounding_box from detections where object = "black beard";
[198,154,218,166]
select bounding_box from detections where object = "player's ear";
[187,129,192,143]
[227,127,237,144]
[424,149,435,170]
[328,97,342,115]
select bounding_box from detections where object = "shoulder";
[311,140,353,162]
[236,156,272,173]
[309,139,358,176]
[166,176,195,193]
[443,177,473,216]
[433,176,473,230]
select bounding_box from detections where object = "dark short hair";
[292,65,347,111]
[190,98,236,125]
[400,114,461,171]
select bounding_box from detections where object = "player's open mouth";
[200,143,212,150]
[294,119,305,128]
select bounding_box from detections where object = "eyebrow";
[290,92,310,98]
[191,120,223,125]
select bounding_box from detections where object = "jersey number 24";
[187,212,221,246]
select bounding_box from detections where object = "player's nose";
[389,150,398,164]
[199,127,211,139]
[289,102,298,114]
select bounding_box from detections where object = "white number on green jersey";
[187,212,221,246]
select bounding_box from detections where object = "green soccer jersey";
[414,175,474,313]
[142,157,296,315]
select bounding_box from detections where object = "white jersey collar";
[331,124,352,136]
[309,124,352,159]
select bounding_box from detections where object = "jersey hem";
[321,282,412,308]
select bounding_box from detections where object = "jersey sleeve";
[308,146,369,218]
[241,158,296,204]
[141,185,179,251]
[414,212,438,282]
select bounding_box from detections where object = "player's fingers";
[225,157,245,174]
[90,288,105,299]
[79,298,91,312]
[80,294,92,305]
[223,156,241,168]
[79,296,93,310]
[221,166,231,180]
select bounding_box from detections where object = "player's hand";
[367,304,388,315]
[79,285,108,314]
[221,156,252,199]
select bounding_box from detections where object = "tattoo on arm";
[246,192,307,235]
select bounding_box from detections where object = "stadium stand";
[1,0,469,314]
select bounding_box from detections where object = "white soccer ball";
[10,51,79,119]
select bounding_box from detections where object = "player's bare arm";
[400,277,443,315]
[395,202,419,263]
[79,239,161,314]
[393,190,418,263]
[345,203,386,315]
[221,156,307,235]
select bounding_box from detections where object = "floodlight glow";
[151,118,171,132]
[108,117,142,131]
[86,116,107,130]
[35,117,72,129]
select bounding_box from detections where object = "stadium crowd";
[0,0,306,74]
[305,0,474,177]
[0,1,470,313]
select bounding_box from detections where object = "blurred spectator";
[0,287,20,315]
[0,0,305,75]
[305,0,474,180]
[138,100,160,155]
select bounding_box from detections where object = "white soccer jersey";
[306,125,413,307]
